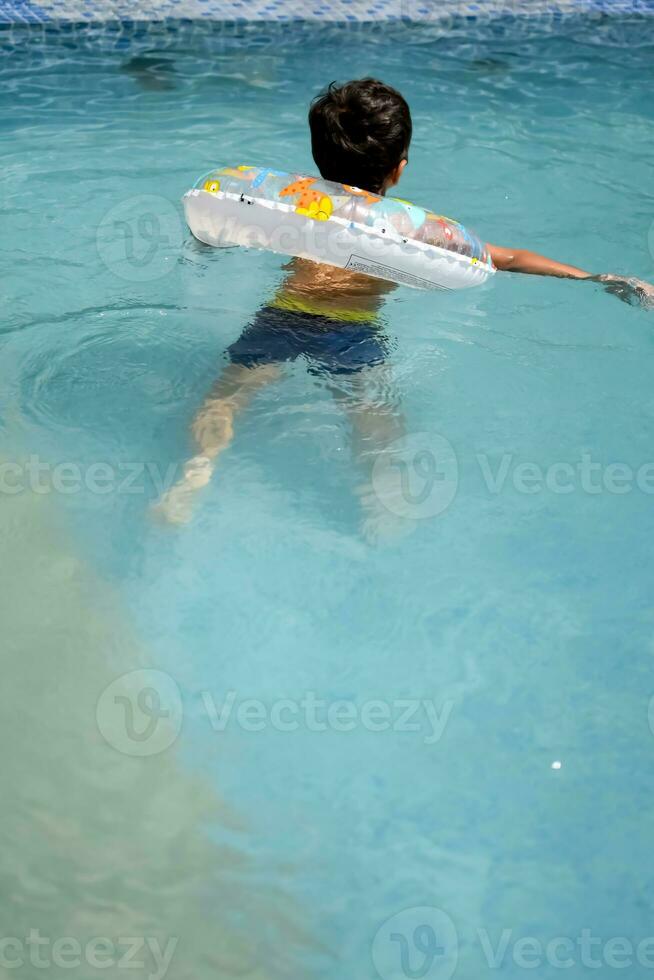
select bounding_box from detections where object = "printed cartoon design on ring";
[280,177,333,221]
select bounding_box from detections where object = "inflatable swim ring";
[183,164,495,291]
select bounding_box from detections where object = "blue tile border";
[0,0,653,21]
[0,0,51,21]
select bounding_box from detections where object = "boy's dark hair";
[308,78,412,195]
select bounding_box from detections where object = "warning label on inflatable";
[344,255,447,290]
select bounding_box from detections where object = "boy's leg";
[153,303,300,524]
[327,364,413,544]
[153,361,281,524]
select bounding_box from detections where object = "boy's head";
[309,78,411,196]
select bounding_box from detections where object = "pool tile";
[1,0,652,23]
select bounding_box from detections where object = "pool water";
[2,15,654,980]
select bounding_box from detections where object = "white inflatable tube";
[183,165,495,291]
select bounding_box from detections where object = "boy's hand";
[592,273,654,309]
[488,244,654,308]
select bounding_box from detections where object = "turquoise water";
[2,16,654,980]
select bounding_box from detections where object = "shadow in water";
[0,483,318,979]
[121,52,178,92]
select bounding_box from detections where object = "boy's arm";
[487,243,654,306]
[487,243,591,279]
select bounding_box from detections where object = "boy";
[155,78,652,526]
